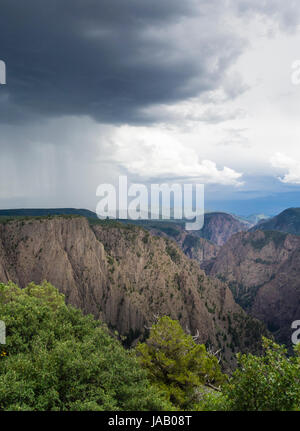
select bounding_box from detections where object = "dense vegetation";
[0,282,300,411]
[0,282,170,411]
[223,338,300,411]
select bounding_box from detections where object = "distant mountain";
[0,208,97,219]
[251,208,300,235]
[194,212,249,246]
[203,229,300,348]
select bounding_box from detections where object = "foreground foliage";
[0,282,170,411]
[136,317,300,411]
[1,281,300,411]
[136,316,225,410]
[224,337,300,411]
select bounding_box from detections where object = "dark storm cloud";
[0,0,245,125]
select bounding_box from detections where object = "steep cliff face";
[193,212,248,246]
[0,216,266,364]
[250,246,300,345]
[204,229,300,346]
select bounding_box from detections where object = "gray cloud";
[0,0,247,125]
[234,0,300,32]
[1,0,299,126]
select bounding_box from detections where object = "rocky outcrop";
[194,212,248,246]
[0,216,266,365]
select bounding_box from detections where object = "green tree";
[136,316,225,409]
[224,337,300,411]
[0,281,171,411]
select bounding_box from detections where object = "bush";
[224,337,300,411]
[0,281,170,411]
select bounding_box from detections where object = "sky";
[1,0,300,216]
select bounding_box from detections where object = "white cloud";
[112,126,243,186]
[271,152,300,184]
